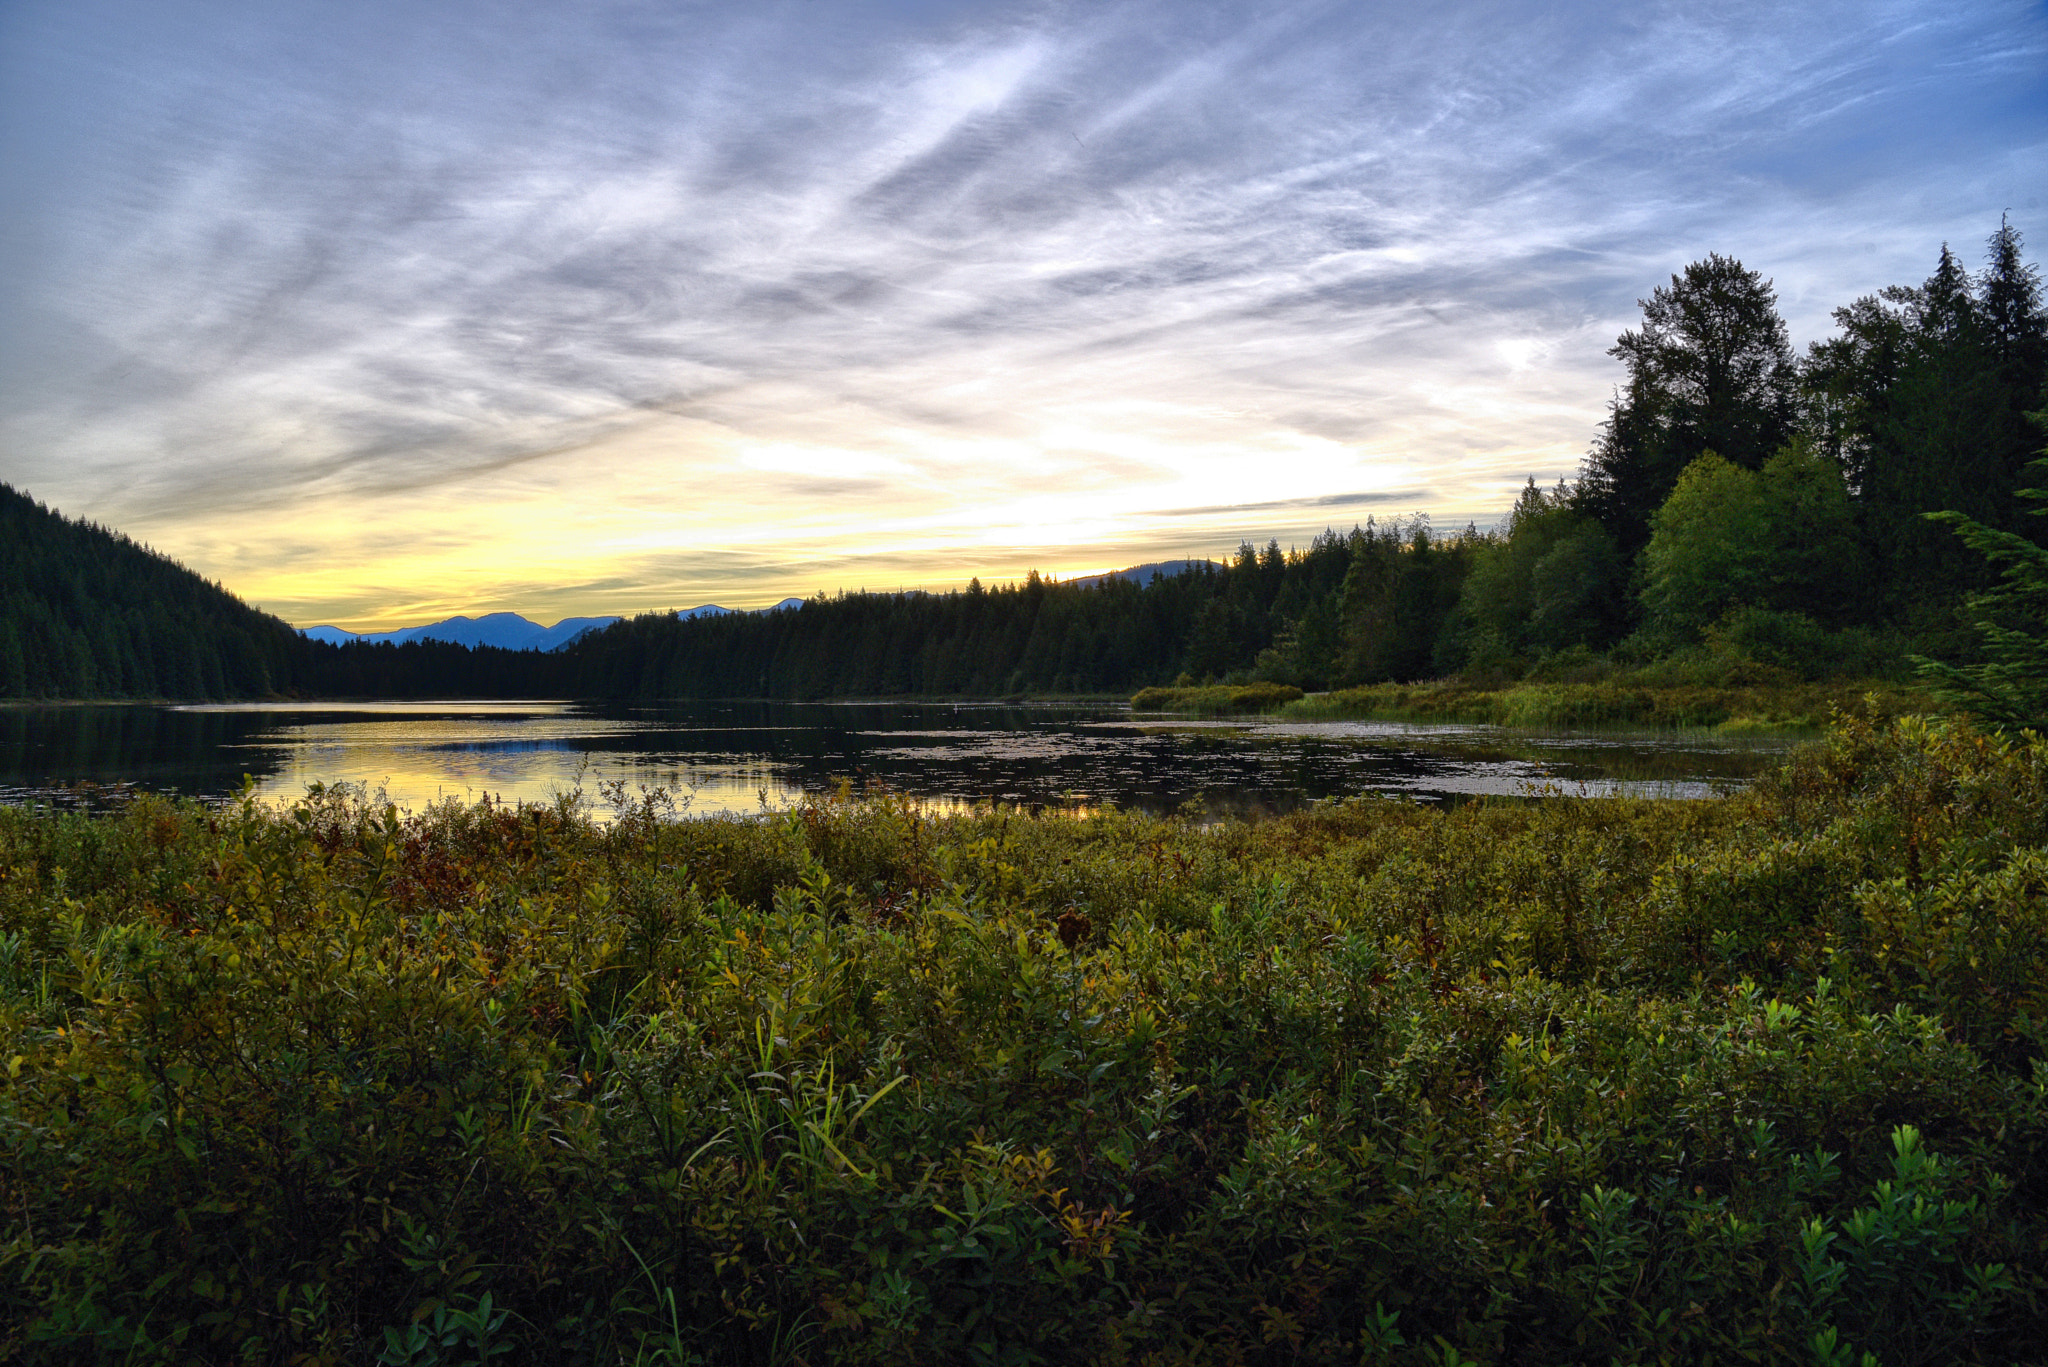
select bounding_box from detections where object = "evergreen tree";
[0,622,24,697]
[1576,254,1798,555]
[1915,453,2048,731]
[1804,231,2047,626]
[1979,216,2048,396]
[1442,480,1626,672]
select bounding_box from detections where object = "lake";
[0,700,1798,817]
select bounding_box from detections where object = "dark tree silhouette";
[1576,254,1799,555]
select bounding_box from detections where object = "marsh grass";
[1277,678,1942,734]
[1129,682,1304,715]
[0,714,2042,1364]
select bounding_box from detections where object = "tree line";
[3,219,2041,702]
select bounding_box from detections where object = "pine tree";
[1915,453,2048,731]
[1576,254,1798,555]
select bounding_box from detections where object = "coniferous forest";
[2,222,2042,710]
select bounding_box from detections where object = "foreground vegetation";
[3,712,2045,1364]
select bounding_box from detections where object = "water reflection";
[0,700,1796,816]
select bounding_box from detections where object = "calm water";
[0,700,1796,816]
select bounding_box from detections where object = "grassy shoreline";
[1279,678,1943,732]
[1126,677,1943,734]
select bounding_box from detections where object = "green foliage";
[1129,683,1303,714]
[1575,253,1800,556]
[1638,441,1864,643]
[1441,481,1627,675]
[1635,449,1770,637]
[1806,227,2048,623]
[1699,607,1900,681]
[1915,455,2048,731]
[0,483,302,700]
[1330,518,1478,684]
[556,524,1480,702]
[1284,676,1934,732]
[2,717,2045,1363]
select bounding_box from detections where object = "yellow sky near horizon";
[153,397,1586,632]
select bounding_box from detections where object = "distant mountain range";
[299,613,618,652]
[299,572,1207,654]
[300,599,809,652]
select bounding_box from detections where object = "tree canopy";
[1574,253,1800,555]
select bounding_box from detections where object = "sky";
[1,0,2043,631]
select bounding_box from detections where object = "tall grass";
[1130,682,1304,714]
[0,714,2042,1364]
[1279,678,1941,733]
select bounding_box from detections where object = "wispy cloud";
[0,0,2042,625]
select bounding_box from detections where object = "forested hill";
[553,539,1380,699]
[0,485,558,701]
[0,483,310,699]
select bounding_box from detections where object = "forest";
[1,220,2042,710]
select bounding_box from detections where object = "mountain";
[1068,559,1216,588]
[304,598,808,651]
[301,612,620,652]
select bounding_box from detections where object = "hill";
[0,484,572,701]
[0,482,309,699]
[302,599,807,653]
[1068,558,1216,587]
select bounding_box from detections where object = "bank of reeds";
[1130,682,1304,714]
[1279,678,1940,733]
[1,713,2043,1364]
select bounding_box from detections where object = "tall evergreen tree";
[1979,216,2048,393]
[1575,254,1798,555]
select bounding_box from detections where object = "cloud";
[1142,489,1434,519]
[0,0,2043,624]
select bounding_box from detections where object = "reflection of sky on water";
[0,701,1798,817]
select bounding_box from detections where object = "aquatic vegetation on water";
[0,713,2043,1364]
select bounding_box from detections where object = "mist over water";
[0,700,1794,816]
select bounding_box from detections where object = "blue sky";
[1,0,2042,628]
